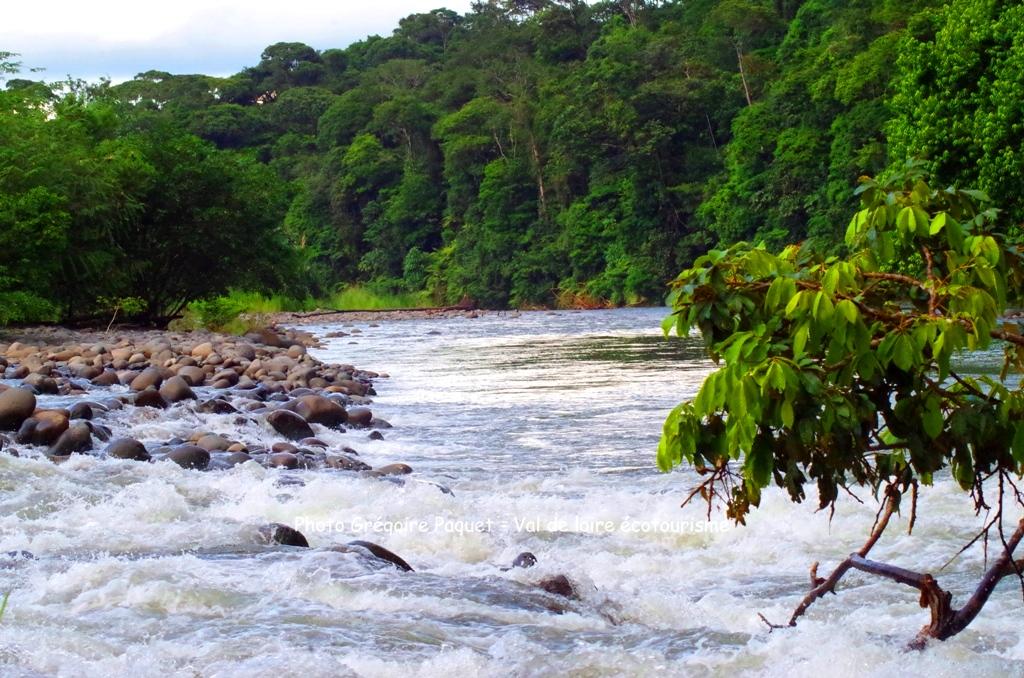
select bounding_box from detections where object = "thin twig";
[939,510,1000,572]
[922,246,940,316]
[908,480,918,536]
[105,305,119,333]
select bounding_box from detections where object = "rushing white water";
[0,308,1021,677]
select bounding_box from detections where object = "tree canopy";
[889,0,1024,227]
[2,0,1022,319]
[0,75,290,322]
[97,0,954,308]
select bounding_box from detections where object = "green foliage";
[186,297,246,331]
[701,0,930,249]
[0,76,293,325]
[326,285,432,310]
[402,247,432,291]
[660,168,1024,522]
[0,86,138,320]
[216,289,317,314]
[0,51,20,76]
[101,0,753,309]
[7,0,1014,318]
[112,127,291,317]
[889,0,1024,225]
[268,87,336,135]
[444,157,542,307]
[190,104,267,149]
[0,291,58,325]
[187,286,432,326]
[317,89,381,150]
[96,295,146,329]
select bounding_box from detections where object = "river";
[0,307,1021,676]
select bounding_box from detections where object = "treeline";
[2,0,1023,320]
[0,57,294,323]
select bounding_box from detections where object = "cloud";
[2,0,475,82]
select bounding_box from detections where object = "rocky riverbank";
[0,324,394,472]
[0,322,582,603]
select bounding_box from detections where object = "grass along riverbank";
[185,286,660,335]
[181,287,436,333]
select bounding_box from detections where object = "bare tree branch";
[760,509,1024,649]
[759,487,901,630]
[848,555,927,588]
[943,518,1024,638]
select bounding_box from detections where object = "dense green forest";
[2,0,1022,322]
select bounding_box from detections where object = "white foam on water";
[0,309,1021,676]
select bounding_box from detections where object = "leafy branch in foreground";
[660,165,1024,647]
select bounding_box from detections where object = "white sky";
[2,0,477,83]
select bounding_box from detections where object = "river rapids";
[0,308,1021,677]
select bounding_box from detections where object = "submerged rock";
[326,454,371,472]
[291,394,347,429]
[90,369,120,386]
[159,376,195,403]
[86,421,112,442]
[130,367,165,392]
[268,452,300,469]
[536,574,578,599]
[13,419,36,445]
[47,422,93,457]
[6,365,29,379]
[346,540,414,572]
[197,398,237,414]
[105,438,151,461]
[195,434,232,452]
[175,366,207,387]
[258,523,310,548]
[67,402,95,420]
[414,479,454,496]
[375,463,413,476]
[134,389,169,409]
[166,445,210,470]
[0,388,36,431]
[0,325,388,477]
[23,373,59,394]
[345,407,373,427]
[266,409,315,441]
[0,550,35,568]
[221,451,252,466]
[16,410,69,447]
